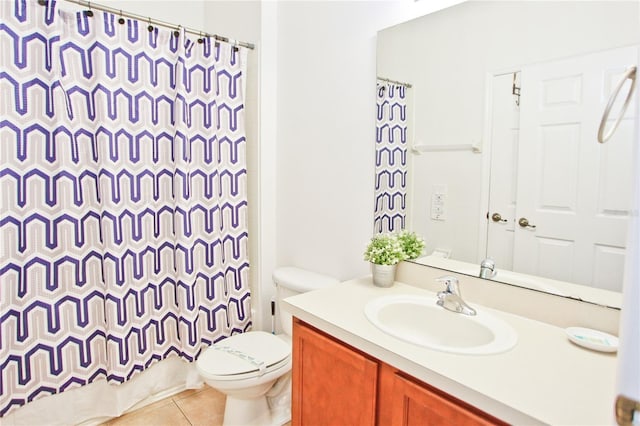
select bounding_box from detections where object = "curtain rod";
[42,0,255,50]
[377,77,412,88]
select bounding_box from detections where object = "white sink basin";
[364,294,518,355]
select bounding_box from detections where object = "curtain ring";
[84,1,94,17]
[147,17,154,32]
[173,25,180,38]
[118,10,125,25]
[198,31,204,44]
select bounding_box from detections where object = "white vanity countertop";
[282,277,618,426]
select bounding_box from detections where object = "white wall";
[60,1,206,28]
[274,1,464,287]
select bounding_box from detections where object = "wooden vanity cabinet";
[380,363,505,426]
[292,318,506,426]
[291,318,378,425]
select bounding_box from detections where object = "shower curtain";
[0,0,250,418]
[374,81,408,234]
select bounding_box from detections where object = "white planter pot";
[371,263,397,288]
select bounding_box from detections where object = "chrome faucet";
[436,276,477,316]
[479,258,496,279]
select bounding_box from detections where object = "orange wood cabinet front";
[291,318,378,425]
[292,318,507,426]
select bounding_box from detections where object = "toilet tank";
[273,267,340,336]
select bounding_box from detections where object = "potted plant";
[396,230,425,261]
[364,231,425,287]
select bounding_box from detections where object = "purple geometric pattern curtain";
[374,82,407,233]
[0,0,250,417]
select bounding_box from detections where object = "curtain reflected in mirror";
[374,80,409,234]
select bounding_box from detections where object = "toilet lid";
[197,331,290,377]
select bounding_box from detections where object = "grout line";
[173,400,193,426]
[172,385,208,402]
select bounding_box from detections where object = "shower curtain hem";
[0,358,203,426]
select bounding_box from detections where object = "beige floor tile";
[174,386,226,426]
[127,395,176,415]
[106,401,190,426]
[172,385,208,401]
[98,385,294,426]
[99,397,175,425]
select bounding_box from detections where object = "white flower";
[364,231,425,265]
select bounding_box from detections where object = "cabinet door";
[384,365,506,426]
[292,319,378,426]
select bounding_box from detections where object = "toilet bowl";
[196,267,340,426]
[196,331,291,426]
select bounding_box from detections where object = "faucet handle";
[436,275,460,295]
[480,258,495,269]
[479,257,497,279]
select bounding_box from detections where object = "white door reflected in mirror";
[486,47,635,292]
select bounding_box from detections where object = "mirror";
[376,1,640,308]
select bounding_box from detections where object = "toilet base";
[223,394,273,426]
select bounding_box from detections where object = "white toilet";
[196,267,339,426]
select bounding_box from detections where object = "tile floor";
[99,385,292,426]
[99,385,226,426]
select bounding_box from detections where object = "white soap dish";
[565,327,618,353]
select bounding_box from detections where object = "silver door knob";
[491,213,507,223]
[518,217,536,229]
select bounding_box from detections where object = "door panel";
[513,46,636,289]
[486,72,519,270]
